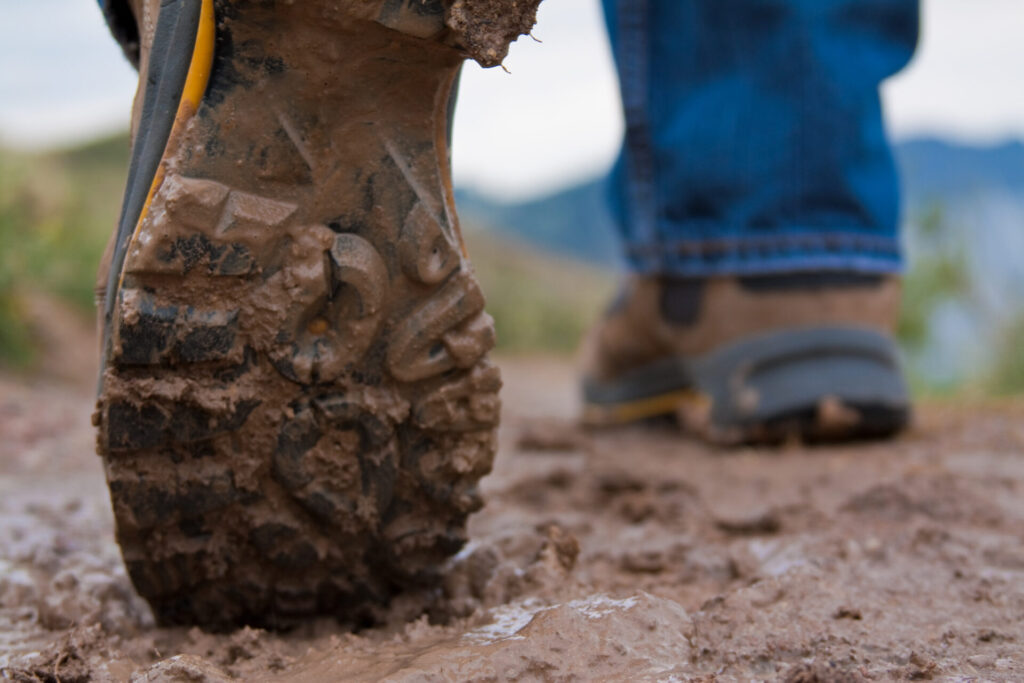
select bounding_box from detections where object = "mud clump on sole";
[445,0,543,67]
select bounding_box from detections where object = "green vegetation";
[896,203,1024,396]
[0,134,128,367]
[988,316,1024,396]
[896,204,975,395]
[465,228,614,354]
[897,204,971,352]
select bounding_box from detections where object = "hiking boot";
[580,273,910,444]
[94,0,539,629]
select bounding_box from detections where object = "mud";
[445,0,544,67]
[373,0,543,67]
[3,359,1024,680]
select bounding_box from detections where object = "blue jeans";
[601,0,919,276]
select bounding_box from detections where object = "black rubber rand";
[101,0,203,384]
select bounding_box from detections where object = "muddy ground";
[2,356,1023,681]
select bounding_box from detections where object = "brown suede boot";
[94,0,539,629]
[581,273,910,444]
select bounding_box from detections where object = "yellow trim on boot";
[118,0,215,291]
[582,388,704,426]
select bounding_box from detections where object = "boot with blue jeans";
[582,0,918,443]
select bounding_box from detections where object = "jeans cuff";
[623,232,903,277]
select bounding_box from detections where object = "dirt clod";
[535,523,580,572]
[516,418,589,452]
[783,662,866,683]
[714,508,782,536]
[445,0,543,67]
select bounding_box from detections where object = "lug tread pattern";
[99,173,498,628]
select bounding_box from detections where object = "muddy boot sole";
[96,0,501,629]
[582,327,910,445]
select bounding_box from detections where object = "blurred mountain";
[456,179,622,269]
[897,138,1024,208]
[457,137,1024,269]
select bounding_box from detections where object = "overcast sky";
[2,0,1023,199]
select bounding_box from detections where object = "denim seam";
[628,252,903,276]
[624,231,902,256]
[617,0,657,247]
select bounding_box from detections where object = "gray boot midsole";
[583,327,909,427]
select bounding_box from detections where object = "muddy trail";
[2,357,1023,681]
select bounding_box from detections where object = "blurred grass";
[896,207,970,351]
[989,316,1024,396]
[896,204,975,395]
[896,203,1024,396]
[465,228,613,354]
[0,134,127,367]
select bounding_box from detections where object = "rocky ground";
[2,357,1023,681]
